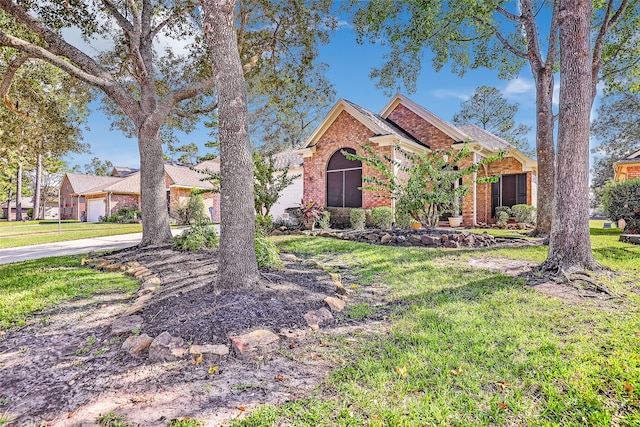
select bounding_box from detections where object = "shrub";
[174,190,208,225]
[370,206,393,229]
[496,211,509,226]
[350,208,366,230]
[494,206,512,219]
[511,204,536,224]
[172,224,219,251]
[102,206,140,223]
[318,210,331,229]
[298,199,323,228]
[255,214,273,235]
[255,234,283,269]
[602,179,640,232]
[395,210,414,229]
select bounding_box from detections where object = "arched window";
[326,148,362,208]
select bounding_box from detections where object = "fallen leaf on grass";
[192,354,203,365]
[450,367,462,376]
[67,412,74,418]
[497,402,509,410]
[238,406,245,411]
[624,381,634,393]
[310,354,322,360]
[395,365,407,379]
[276,374,284,382]
[289,342,297,349]
[208,365,219,374]
[496,381,511,390]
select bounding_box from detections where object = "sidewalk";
[0,228,191,265]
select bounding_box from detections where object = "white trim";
[296,146,316,158]
[368,135,429,154]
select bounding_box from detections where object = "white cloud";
[432,89,470,101]
[552,82,559,106]
[504,77,534,96]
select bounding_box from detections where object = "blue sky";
[65,21,560,170]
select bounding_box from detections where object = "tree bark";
[530,71,555,237]
[138,124,173,247]
[543,0,600,272]
[6,178,12,222]
[201,0,259,290]
[34,151,42,220]
[16,162,22,221]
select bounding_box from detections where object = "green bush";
[395,210,414,229]
[172,224,219,251]
[174,190,208,225]
[496,211,509,226]
[318,210,331,229]
[602,179,640,232]
[370,206,393,229]
[255,234,283,269]
[511,204,536,224]
[102,206,140,223]
[255,214,273,235]
[350,208,366,230]
[494,206,512,219]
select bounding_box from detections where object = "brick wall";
[303,110,392,210]
[627,165,640,179]
[386,104,457,149]
[108,194,139,215]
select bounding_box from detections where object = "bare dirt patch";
[467,257,624,308]
[0,246,389,426]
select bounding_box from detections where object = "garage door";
[87,199,106,223]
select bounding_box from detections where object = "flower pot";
[412,222,421,229]
[304,220,315,231]
[448,216,462,228]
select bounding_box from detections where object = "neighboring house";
[613,148,640,181]
[296,94,538,226]
[269,150,304,220]
[60,161,220,222]
[1,196,34,220]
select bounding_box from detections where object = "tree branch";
[150,3,197,39]
[173,101,219,117]
[100,0,134,35]
[473,17,528,60]
[0,55,30,117]
[495,5,524,24]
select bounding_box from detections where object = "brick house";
[60,160,220,222]
[613,148,640,181]
[296,94,538,227]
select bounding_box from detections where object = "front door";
[491,173,527,216]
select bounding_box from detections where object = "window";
[326,148,362,208]
[491,173,527,216]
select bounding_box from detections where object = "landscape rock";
[143,277,162,286]
[122,334,153,357]
[440,234,449,242]
[148,332,187,362]
[111,315,144,336]
[380,233,392,244]
[229,330,280,359]
[409,234,422,245]
[104,263,122,272]
[420,235,439,246]
[278,328,307,341]
[443,240,459,248]
[190,344,229,356]
[123,293,154,316]
[324,296,345,312]
[303,307,334,330]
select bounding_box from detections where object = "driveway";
[0,228,195,265]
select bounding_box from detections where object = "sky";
[63,15,582,171]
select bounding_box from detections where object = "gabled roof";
[83,173,141,195]
[380,94,469,142]
[618,147,640,162]
[193,159,220,173]
[165,163,216,189]
[111,166,139,177]
[299,98,427,154]
[64,173,123,195]
[456,124,516,152]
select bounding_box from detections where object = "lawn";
[0,220,142,249]
[0,255,138,329]
[234,230,640,427]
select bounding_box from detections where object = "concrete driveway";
[0,228,193,265]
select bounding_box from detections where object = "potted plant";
[447,197,462,228]
[298,198,323,230]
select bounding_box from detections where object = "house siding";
[303,110,392,210]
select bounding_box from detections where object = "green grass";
[0,255,138,329]
[0,221,142,249]
[234,232,640,427]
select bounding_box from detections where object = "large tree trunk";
[15,162,22,221]
[138,125,173,246]
[543,0,599,272]
[34,152,42,220]
[531,71,555,237]
[201,0,259,290]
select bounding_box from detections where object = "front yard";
[0,226,638,426]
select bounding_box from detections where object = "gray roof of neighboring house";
[617,148,640,162]
[112,166,139,177]
[193,159,220,173]
[1,196,34,209]
[456,124,517,152]
[165,163,216,189]
[65,173,123,194]
[344,100,427,148]
[272,150,303,170]
[91,173,141,194]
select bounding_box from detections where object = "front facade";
[297,95,538,227]
[60,161,220,222]
[613,148,640,181]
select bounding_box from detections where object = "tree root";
[558,269,621,298]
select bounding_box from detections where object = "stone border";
[81,254,352,361]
